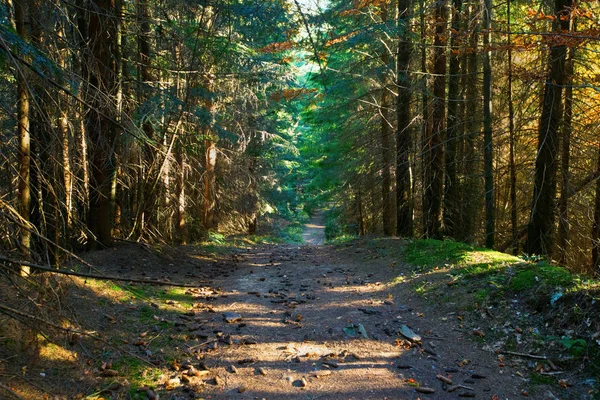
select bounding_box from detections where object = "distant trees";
[303,0,600,273]
[0,1,300,259]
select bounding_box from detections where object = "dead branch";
[499,350,547,360]
[0,304,154,367]
[0,256,206,288]
[0,383,26,400]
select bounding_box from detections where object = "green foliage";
[558,337,587,356]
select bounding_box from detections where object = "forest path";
[302,210,326,245]
[178,241,557,399]
[48,240,579,400]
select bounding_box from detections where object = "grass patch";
[327,234,359,245]
[404,239,520,280]
[510,263,573,291]
[399,239,579,303]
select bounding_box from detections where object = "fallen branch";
[0,256,206,288]
[0,383,26,400]
[0,304,154,367]
[499,350,547,360]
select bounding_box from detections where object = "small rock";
[238,385,247,393]
[310,370,332,378]
[146,389,157,399]
[473,329,485,337]
[223,312,242,323]
[322,360,339,368]
[300,377,308,387]
[399,325,421,342]
[415,387,436,394]
[257,367,267,376]
[229,365,238,374]
[180,375,191,384]
[436,374,453,385]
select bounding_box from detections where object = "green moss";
[510,270,537,291]
[404,239,520,274]
[510,263,574,292]
[530,373,555,385]
[474,289,490,302]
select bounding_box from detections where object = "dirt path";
[176,243,566,399]
[302,211,326,245]
[16,240,584,399]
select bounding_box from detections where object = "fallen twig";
[0,256,206,288]
[499,350,547,360]
[0,382,26,400]
[0,304,154,367]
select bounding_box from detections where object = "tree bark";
[591,141,600,272]
[507,0,518,254]
[86,0,119,248]
[202,76,218,231]
[396,0,413,237]
[482,0,495,248]
[15,1,31,273]
[525,0,572,256]
[424,0,447,239]
[380,4,397,236]
[460,1,480,242]
[557,27,575,265]
[443,0,463,239]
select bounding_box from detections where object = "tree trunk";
[424,0,447,239]
[396,0,413,237]
[86,0,118,248]
[15,1,31,273]
[507,0,517,254]
[202,79,218,231]
[380,4,397,236]
[557,25,575,265]
[591,141,600,272]
[525,0,572,256]
[443,0,463,238]
[482,0,495,248]
[461,1,480,242]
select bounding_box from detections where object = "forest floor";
[1,215,598,399]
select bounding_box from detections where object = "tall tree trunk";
[507,0,517,254]
[136,0,157,236]
[202,76,218,231]
[380,4,397,236]
[557,24,575,265]
[461,0,480,242]
[526,0,572,256]
[396,0,413,237]
[443,0,463,238]
[15,1,31,273]
[86,0,118,248]
[591,141,600,272]
[419,0,428,237]
[424,0,447,239]
[482,0,495,248]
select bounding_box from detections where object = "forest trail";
[166,242,567,399]
[9,240,587,399]
[302,211,326,245]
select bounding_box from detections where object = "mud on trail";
[0,217,593,399]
